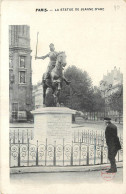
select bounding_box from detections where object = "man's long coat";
[105,123,121,151]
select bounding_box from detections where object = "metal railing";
[9,130,123,168]
[9,129,33,144]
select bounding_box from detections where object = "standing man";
[104,117,121,173]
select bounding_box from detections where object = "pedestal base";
[31,107,76,143]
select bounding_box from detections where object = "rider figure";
[35,43,63,80]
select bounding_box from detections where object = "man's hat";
[104,117,111,121]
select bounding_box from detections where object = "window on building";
[12,103,18,120]
[9,58,13,68]
[20,56,25,68]
[9,70,15,83]
[19,71,26,84]
[12,103,18,111]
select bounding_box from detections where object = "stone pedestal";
[31,107,75,143]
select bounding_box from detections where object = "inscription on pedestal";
[47,114,72,140]
[31,107,75,143]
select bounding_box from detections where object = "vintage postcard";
[0,0,126,194]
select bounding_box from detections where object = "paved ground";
[10,167,123,184]
[10,119,123,135]
[73,119,123,135]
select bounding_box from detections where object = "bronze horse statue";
[42,52,69,106]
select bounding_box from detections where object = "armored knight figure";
[35,43,70,106]
[35,43,63,79]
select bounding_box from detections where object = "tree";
[60,65,102,111]
[39,65,105,112]
[108,84,123,123]
[91,87,105,112]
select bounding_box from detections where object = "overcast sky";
[2,1,126,86]
[29,5,125,86]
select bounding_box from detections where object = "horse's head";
[56,52,67,69]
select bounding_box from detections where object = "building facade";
[32,83,43,110]
[99,66,123,121]
[9,25,32,122]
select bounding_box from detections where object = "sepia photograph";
[1,1,126,194]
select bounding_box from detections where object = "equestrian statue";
[35,42,70,107]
